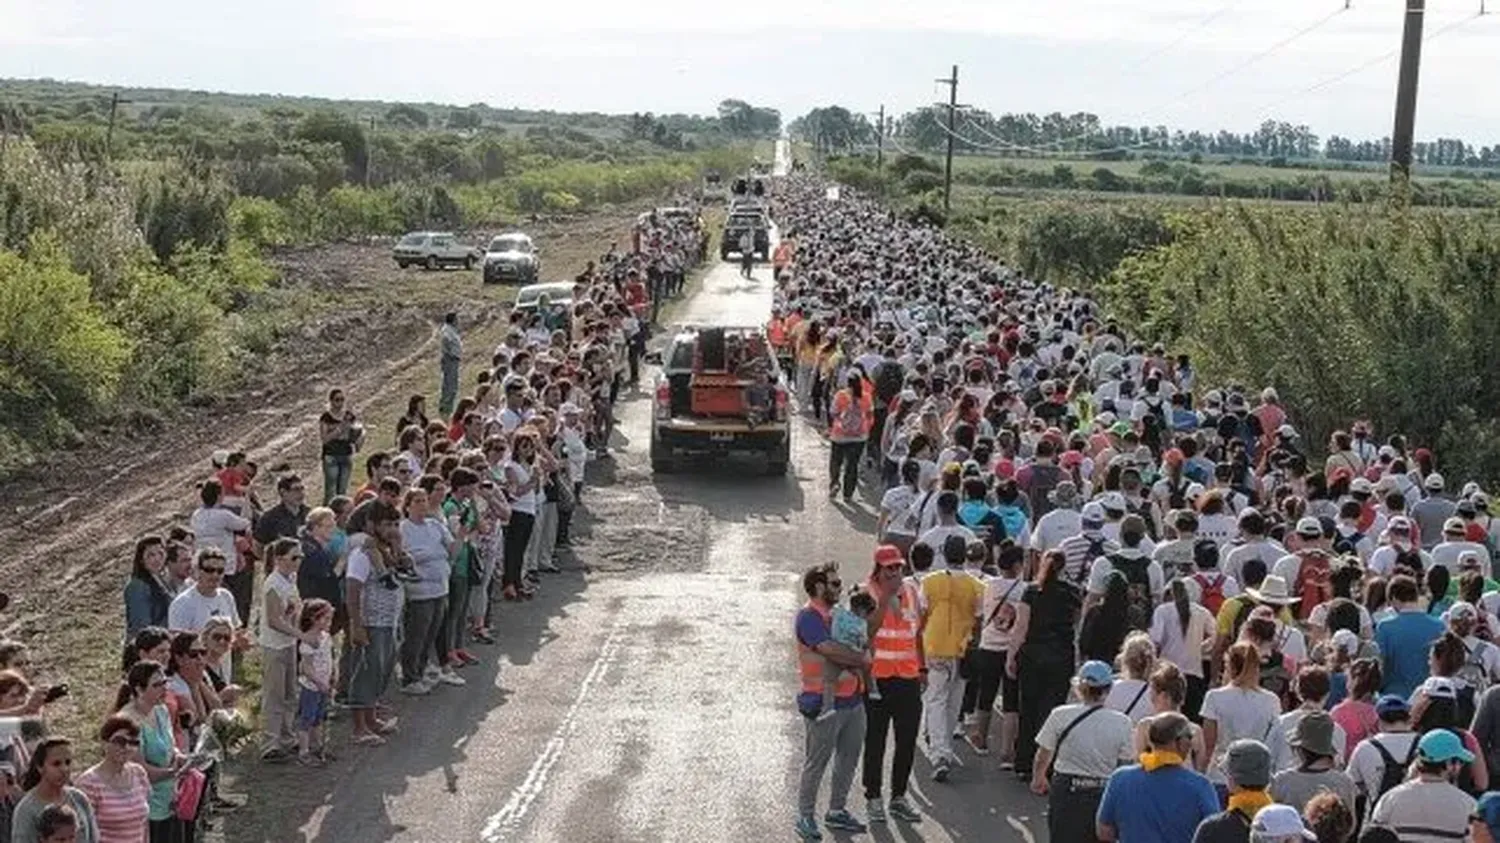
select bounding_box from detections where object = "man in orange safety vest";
[860,545,927,824]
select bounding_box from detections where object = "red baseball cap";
[874,545,905,568]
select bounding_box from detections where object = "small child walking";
[296,598,335,766]
[820,589,880,720]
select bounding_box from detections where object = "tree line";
[793,104,1500,171]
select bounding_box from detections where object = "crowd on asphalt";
[0,207,709,843]
[777,173,1500,843]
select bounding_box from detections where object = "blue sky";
[1,0,1496,140]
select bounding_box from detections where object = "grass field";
[944,151,1495,184]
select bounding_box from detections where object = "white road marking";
[1006,814,1036,843]
[479,621,625,842]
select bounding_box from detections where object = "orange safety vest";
[773,242,794,268]
[869,581,922,679]
[768,317,787,348]
[828,389,873,441]
[797,601,861,699]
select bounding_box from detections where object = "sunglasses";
[107,736,141,747]
[826,580,842,588]
[199,566,225,575]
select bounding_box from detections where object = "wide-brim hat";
[1245,575,1300,606]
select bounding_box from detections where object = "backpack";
[872,361,904,404]
[1109,553,1155,632]
[1369,735,1419,808]
[1194,572,1228,615]
[1332,529,1366,558]
[1292,550,1333,621]
[1459,641,1493,697]
[1259,633,1293,703]
[958,501,1007,548]
[1076,536,1109,585]
[1166,476,1192,511]
[1144,396,1169,432]
[995,504,1029,545]
[1027,463,1065,520]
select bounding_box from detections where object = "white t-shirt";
[258,570,300,651]
[1030,508,1082,555]
[1369,777,1475,841]
[1034,703,1135,778]
[1104,678,1154,723]
[1307,600,1375,638]
[190,507,252,576]
[400,517,453,601]
[1463,636,1500,682]
[1196,514,1240,548]
[498,406,533,433]
[1200,685,1290,783]
[1432,541,1491,578]
[1347,731,1421,817]
[298,632,334,691]
[1223,539,1288,590]
[1368,544,1432,578]
[1149,601,1216,678]
[506,460,539,515]
[168,587,240,634]
[879,486,921,538]
[977,576,1027,652]
[916,523,977,555]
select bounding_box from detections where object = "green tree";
[294,110,369,183]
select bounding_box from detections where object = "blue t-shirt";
[795,606,862,714]
[830,606,868,650]
[1097,764,1219,843]
[1375,610,1446,699]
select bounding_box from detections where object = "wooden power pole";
[875,104,885,172]
[1389,0,1426,184]
[936,65,960,212]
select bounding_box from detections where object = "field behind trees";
[0,79,773,472]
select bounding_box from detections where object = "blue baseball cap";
[1474,792,1500,837]
[1374,695,1411,718]
[1418,729,1475,764]
[1076,660,1115,688]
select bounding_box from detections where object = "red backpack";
[1293,550,1333,621]
[1193,572,1227,615]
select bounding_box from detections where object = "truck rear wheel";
[766,459,788,476]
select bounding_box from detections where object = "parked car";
[483,232,540,284]
[513,281,575,314]
[701,172,728,203]
[392,232,482,270]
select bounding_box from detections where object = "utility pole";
[936,65,960,212]
[1389,0,1426,185]
[105,91,130,161]
[875,104,885,172]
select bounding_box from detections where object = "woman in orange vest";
[829,372,873,501]
[861,545,927,824]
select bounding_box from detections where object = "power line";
[1114,0,1244,79]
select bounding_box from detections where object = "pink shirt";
[76,764,150,843]
[1329,698,1379,759]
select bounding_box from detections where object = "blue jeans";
[322,454,352,504]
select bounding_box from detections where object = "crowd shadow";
[218,566,590,843]
[648,460,807,524]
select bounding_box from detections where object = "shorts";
[296,687,328,730]
[345,627,397,709]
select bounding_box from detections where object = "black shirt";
[1020,580,1082,662]
[254,503,308,547]
[1190,809,1251,843]
[320,410,358,457]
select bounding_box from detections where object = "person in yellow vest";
[861,545,928,824]
[794,562,872,839]
[828,372,873,501]
[920,534,986,782]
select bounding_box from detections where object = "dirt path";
[0,208,642,739]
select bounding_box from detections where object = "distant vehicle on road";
[393,232,483,270]
[701,172,728,203]
[482,232,541,284]
[650,325,790,475]
[513,281,574,314]
[721,209,771,261]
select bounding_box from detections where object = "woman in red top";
[75,715,151,843]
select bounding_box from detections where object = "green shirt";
[442,497,479,580]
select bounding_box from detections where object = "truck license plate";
[709,432,736,442]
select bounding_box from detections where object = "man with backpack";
[1058,503,1120,586]
[1271,517,1336,623]
[1348,696,1422,826]
[1331,500,1375,563]
[1150,448,1197,539]
[1448,602,1500,694]
[1085,515,1161,633]
[1018,439,1066,521]
[1369,729,1478,841]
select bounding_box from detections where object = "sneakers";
[794,816,823,841]
[537,561,561,573]
[453,649,479,666]
[932,757,951,782]
[437,667,467,687]
[887,796,922,824]
[823,810,867,833]
[866,799,886,824]
[400,680,431,696]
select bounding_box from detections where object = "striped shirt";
[1057,533,1119,586]
[75,764,150,843]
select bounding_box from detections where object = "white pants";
[922,657,966,764]
[525,502,558,573]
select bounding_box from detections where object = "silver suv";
[483,232,540,284]
[392,232,482,270]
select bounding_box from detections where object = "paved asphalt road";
[275,139,1051,843]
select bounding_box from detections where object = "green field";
[945,151,1496,184]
